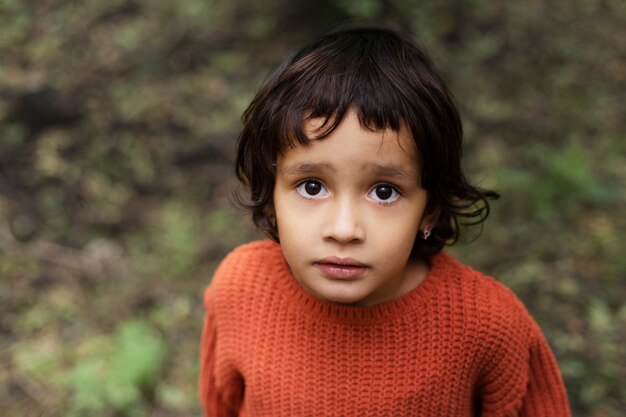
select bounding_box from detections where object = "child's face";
[273,109,429,306]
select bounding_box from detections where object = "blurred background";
[1,0,624,416]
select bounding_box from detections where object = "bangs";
[258,28,445,151]
[285,48,406,144]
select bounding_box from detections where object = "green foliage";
[557,298,626,411]
[152,202,202,277]
[338,0,383,19]
[532,144,616,208]
[492,143,620,221]
[60,320,167,417]
[14,334,63,379]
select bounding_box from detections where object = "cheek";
[274,204,311,247]
[272,187,290,225]
[372,211,421,245]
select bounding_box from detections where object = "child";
[199,25,571,416]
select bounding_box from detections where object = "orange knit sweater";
[199,241,571,416]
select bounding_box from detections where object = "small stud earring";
[267,213,277,229]
[422,225,432,240]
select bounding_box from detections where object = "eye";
[368,184,400,204]
[296,179,329,199]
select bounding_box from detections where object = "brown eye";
[375,185,393,200]
[296,180,328,199]
[368,184,399,203]
[305,181,322,195]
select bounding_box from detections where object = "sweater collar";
[268,242,456,324]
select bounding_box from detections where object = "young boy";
[199,25,571,416]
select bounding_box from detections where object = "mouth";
[313,257,369,280]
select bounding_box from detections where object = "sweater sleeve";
[517,322,571,417]
[479,311,571,417]
[198,288,244,417]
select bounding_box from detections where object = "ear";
[419,205,440,230]
[264,202,277,228]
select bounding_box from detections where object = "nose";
[322,197,365,244]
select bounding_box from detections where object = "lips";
[314,257,369,280]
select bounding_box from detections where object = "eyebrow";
[280,162,417,183]
[279,163,335,177]
[364,163,417,183]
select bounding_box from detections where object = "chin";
[320,290,369,306]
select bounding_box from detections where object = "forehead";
[277,110,419,179]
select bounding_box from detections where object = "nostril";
[324,218,365,244]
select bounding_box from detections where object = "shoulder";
[445,254,530,324]
[445,255,538,371]
[441,253,535,348]
[212,239,283,279]
[203,240,284,307]
[472,269,528,324]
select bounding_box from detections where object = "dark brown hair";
[234,24,499,260]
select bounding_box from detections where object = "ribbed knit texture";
[199,240,571,417]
